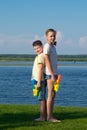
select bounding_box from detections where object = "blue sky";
[0,0,87,55]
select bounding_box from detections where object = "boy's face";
[46,31,56,44]
[33,45,43,55]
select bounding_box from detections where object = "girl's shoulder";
[44,43,50,49]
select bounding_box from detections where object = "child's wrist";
[51,73,54,77]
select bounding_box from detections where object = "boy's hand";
[36,82,41,89]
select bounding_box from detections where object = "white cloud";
[79,36,87,47]
[0,34,6,46]
[0,34,33,45]
[1,32,86,54]
[0,33,49,54]
[56,31,62,42]
[64,39,73,45]
[0,34,35,54]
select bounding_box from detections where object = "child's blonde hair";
[45,28,56,35]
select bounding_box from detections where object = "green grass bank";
[0,104,87,130]
[0,54,87,61]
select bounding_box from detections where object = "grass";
[0,104,87,130]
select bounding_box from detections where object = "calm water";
[0,61,87,107]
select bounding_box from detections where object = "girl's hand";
[51,74,56,83]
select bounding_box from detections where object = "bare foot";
[47,118,61,122]
[34,118,46,121]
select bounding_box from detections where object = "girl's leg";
[47,79,55,119]
[47,79,61,122]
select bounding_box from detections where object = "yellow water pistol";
[33,85,39,97]
[54,74,62,92]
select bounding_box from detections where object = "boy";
[31,40,46,121]
[43,28,61,122]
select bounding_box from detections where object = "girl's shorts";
[44,74,58,80]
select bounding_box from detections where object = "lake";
[0,61,87,107]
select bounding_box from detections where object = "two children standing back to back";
[31,28,61,122]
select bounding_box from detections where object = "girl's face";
[46,31,56,44]
[33,45,43,55]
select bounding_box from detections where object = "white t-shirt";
[43,43,58,75]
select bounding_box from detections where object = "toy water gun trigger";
[54,74,62,92]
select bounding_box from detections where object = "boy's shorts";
[31,79,46,101]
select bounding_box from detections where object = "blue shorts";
[31,79,46,101]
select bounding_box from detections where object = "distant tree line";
[58,55,87,61]
[0,54,87,61]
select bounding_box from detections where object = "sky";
[0,0,87,55]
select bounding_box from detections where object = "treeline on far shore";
[0,54,87,62]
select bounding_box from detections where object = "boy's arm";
[37,63,44,89]
[44,54,56,82]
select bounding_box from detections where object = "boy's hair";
[32,40,43,47]
[45,28,56,35]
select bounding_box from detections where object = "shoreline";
[0,60,87,66]
[0,54,87,62]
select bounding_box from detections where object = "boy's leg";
[40,100,47,120]
[35,81,47,121]
[35,100,46,121]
